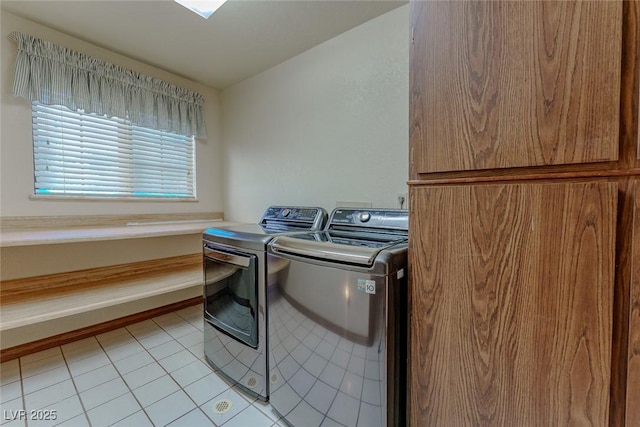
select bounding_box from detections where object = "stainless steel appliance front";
[203,243,267,400]
[202,206,327,402]
[267,208,408,427]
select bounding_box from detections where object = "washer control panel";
[329,208,408,230]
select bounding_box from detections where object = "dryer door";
[204,245,258,348]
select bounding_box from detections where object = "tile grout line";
[91,336,149,427]
[64,326,171,425]
[59,345,93,427]
[17,350,74,427]
[146,312,225,426]
[9,306,280,427]
[162,309,277,427]
[152,313,266,427]
[97,323,181,426]
[18,358,26,427]
[101,315,190,424]
[124,311,228,426]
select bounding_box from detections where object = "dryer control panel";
[260,206,327,230]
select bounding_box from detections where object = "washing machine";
[267,208,408,427]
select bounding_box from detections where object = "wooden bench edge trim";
[0,296,203,362]
[0,276,203,331]
[0,253,202,304]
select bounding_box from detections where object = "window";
[12,32,205,200]
[32,103,196,199]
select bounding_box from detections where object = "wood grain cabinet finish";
[409,1,622,176]
[408,181,617,426]
[627,181,640,423]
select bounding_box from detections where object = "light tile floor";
[0,305,282,427]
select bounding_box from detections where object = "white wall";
[222,5,409,222]
[0,11,224,217]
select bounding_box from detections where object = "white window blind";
[32,103,196,199]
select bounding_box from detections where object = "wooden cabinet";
[408,182,617,426]
[627,181,640,422]
[409,1,622,176]
[407,1,638,425]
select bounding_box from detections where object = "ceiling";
[1,0,407,89]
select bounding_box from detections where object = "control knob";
[359,212,371,223]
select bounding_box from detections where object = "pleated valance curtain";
[9,32,207,139]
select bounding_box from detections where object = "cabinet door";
[627,181,640,423]
[409,182,616,426]
[409,1,622,175]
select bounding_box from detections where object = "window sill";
[29,194,199,202]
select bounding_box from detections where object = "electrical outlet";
[397,193,407,209]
